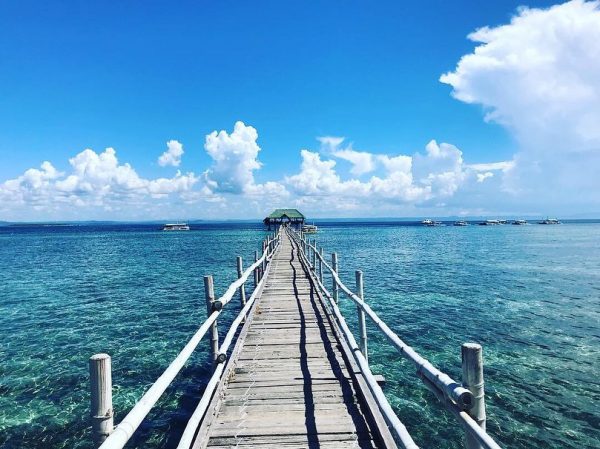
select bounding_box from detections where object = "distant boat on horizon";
[422,219,443,227]
[539,218,561,224]
[163,223,190,231]
[512,219,528,225]
[302,224,318,233]
[479,219,501,226]
[453,220,468,226]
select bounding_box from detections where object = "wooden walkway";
[191,231,396,449]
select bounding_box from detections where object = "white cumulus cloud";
[203,121,288,197]
[0,147,199,216]
[158,140,184,167]
[318,136,376,175]
[441,0,600,211]
[284,138,505,211]
[476,172,494,183]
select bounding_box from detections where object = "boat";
[479,219,500,226]
[302,224,318,233]
[453,220,468,226]
[512,219,528,225]
[498,219,508,225]
[422,219,443,227]
[163,223,190,231]
[538,218,561,225]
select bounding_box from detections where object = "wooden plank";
[189,231,397,449]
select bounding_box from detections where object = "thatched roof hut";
[263,209,305,230]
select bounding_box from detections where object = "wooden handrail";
[290,232,419,449]
[91,229,282,449]
[176,238,278,449]
[289,228,502,449]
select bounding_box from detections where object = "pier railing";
[290,228,502,449]
[88,228,282,449]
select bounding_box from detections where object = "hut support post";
[236,256,246,311]
[355,270,368,363]
[253,250,259,287]
[332,253,339,303]
[90,353,114,446]
[318,247,323,283]
[204,275,219,369]
[462,343,486,449]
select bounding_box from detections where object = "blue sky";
[1,1,599,220]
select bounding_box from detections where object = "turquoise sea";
[0,222,598,448]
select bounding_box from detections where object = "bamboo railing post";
[311,240,317,270]
[204,275,219,369]
[236,256,246,309]
[355,270,368,363]
[89,353,114,446]
[332,253,339,303]
[462,343,486,449]
[254,250,259,287]
[318,247,324,283]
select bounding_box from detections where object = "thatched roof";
[264,209,305,222]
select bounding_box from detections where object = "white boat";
[302,224,318,233]
[538,218,560,225]
[453,220,468,226]
[512,219,528,225]
[479,219,500,226]
[422,219,443,227]
[163,223,190,231]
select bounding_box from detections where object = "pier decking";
[190,231,393,448]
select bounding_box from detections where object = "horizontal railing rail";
[289,228,502,449]
[288,230,419,449]
[88,228,282,449]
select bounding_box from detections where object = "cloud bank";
[2,1,600,220]
[440,0,600,210]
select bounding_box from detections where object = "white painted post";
[236,256,246,308]
[356,270,368,364]
[254,250,259,287]
[462,343,486,449]
[204,275,219,368]
[262,241,267,272]
[332,253,339,303]
[318,247,324,284]
[89,353,114,446]
[311,240,316,270]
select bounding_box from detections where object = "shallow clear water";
[1,222,598,448]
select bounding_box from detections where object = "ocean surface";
[0,221,598,449]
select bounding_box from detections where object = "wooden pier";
[89,224,503,449]
[190,230,394,448]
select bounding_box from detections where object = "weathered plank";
[190,230,396,449]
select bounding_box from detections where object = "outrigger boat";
[163,223,190,231]
[539,218,560,224]
[422,219,443,226]
[302,224,318,233]
[479,219,500,226]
